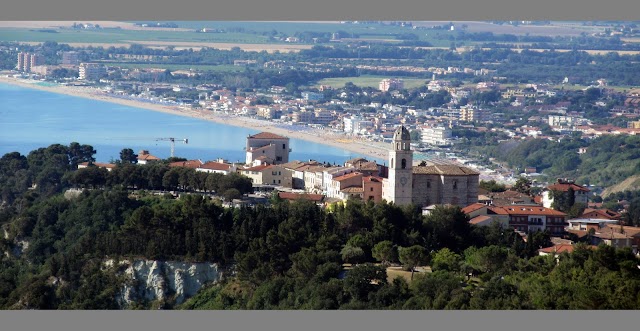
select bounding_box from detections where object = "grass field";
[318,75,427,89]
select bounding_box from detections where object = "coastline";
[0,76,390,162]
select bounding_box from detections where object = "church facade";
[382,126,479,207]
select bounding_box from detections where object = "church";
[382,126,479,207]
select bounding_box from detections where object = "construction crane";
[156,137,188,158]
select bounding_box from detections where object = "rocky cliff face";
[106,259,224,308]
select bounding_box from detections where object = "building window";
[276,156,282,161]
[368,196,374,201]
[370,187,374,192]
[401,158,406,169]
[453,180,457,189]
[427,181,431,188]
[283,143,286,149]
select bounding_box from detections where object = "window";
[283,143,286,149]
[401,158,406,169]
[427,181,431,188]
[370,187,374,192]
[276,156,282,161]
[278,180,281,184]
[453,180,457,189]
[368,196,374,201]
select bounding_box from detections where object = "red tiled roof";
[580,208,622,220]
[200,162,231,171]
[341,186,364,193]
[498,206,566,216]
[334,172,363,182]
[469,215,492,225]
[462,203,487,214]
[169,160,203,169]
[547,183,590,192]
[363,176,383,183]
[538,244,576,254]
[138,153,160,161]
[278,192,324,202]
[248,132,288,140]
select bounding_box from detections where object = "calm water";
[0,83,376,164]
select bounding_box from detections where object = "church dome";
[393,126,411,141]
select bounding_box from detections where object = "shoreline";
[0,76,390,162]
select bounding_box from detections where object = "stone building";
[245,132,290,165]
[382,126,479,207]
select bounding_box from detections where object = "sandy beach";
[0,76,390,161]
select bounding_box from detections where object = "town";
[2,21,640,310]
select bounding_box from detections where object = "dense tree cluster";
[2,145,640,309]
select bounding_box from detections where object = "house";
[463,203,567,235]
[542,179,590,209]
[329,172,363,199]
[238,164,288,187]
[77,162,116,172]
[461,203,510,227]
[137,150,161,165]
[197,161,237,175]
[280,160,321,189]
[538,244,597,258]
[591,225,640,252]
[362,176,384,203]
[168,160,204,169]
[579,208,622,220]
[501,205,567,235]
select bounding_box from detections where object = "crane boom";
[155,137,188,158]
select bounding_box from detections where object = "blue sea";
[0,83,376,164]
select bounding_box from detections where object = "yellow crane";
[155,137,188,158]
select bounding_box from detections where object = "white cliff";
[107,259,224,308]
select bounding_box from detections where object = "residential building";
[502,205,567,235]
[379,78,404,92]
[579,208,622,220]
[542,179,590,209]
[197,161,237,175]
[17,52,45,72]
[421,126,453,146]
[238,164,288,187]
[281,160,321,189]
[362,176,383,203]
[245,132,290,165]
[79,63,107,80]
[329,172,363,199]
[322,166,357,196]
[168,160,204,169]
[62,51,80,65]
[137,150,161,165]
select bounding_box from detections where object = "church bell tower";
[384,125,413,205]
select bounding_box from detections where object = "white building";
[421,127,453,146]
[79,63,107,80]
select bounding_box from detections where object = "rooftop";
[248,132,288,140]
[200,162,231,171]
[413,164,480,176]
